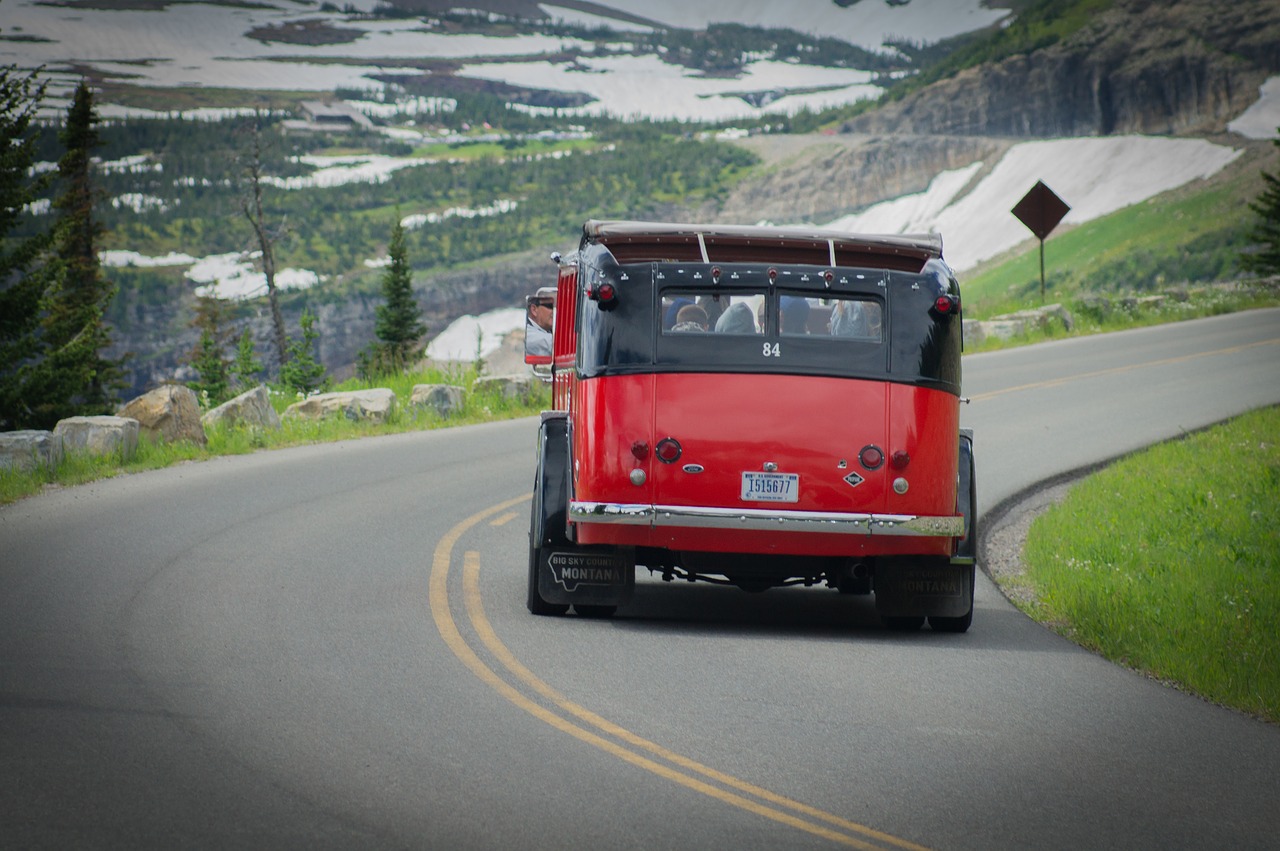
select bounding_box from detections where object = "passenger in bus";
[697,295,726,329]
[662,297,693,331]
[525,288,555,356]
[671,303,710,332]
[829,299,882,338]
[781,296,811,334]
[714,302,757,334]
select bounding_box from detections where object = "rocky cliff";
[108,248,558,397]
[842,0,1280,139]
[707,133,1012,226]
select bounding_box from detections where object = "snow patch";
[1228,76,1280,140]
[425,309,527,361]
[825,136,1241,272]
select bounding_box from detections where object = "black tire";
[528,484,568,617]
[883,615,925,631]
[528,543,569,617]
[573,604,617,618]
[928,610,972,633]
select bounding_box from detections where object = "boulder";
[53,416,139,461]
[118,384,207,446]
[201,385,282,431]
[471,373,538,403]
[284,388,397,424]
[0,430,63,472]
[970,303,1076,341]
[410,384,466,419]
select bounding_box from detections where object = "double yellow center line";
[429,494,929,850]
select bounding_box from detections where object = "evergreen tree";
[186,295,231,406]
[1243,129,1280,277]
[230,327,264,390]
[0,66,52,430]
[279,309,327,396]
[21,80,124,428]
[359,217,426,378]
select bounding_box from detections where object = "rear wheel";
[528,543,569,617]
[928,610,972,633]
[528,488,568,617]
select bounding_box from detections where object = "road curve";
[2,308,1278,850]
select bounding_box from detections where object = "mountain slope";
[843,0,1280,138]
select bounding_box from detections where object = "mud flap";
[874,558,974,619]
[538,546,635,607]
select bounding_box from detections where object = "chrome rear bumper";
[569,501,963,537]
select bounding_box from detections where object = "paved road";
[2,309,1278,849]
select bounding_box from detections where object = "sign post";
[1011,181,1070,303]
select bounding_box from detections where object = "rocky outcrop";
[53,416,140,461]
[714,134,1010,224]
[201,385,282,431]
[0,430,63,472]
[410,384,466,419]
[106,248,555,403]
[283,388,397,423]
[471,374,539,403]
[842,0,1280,139]
[118,385,207,445]
[965,304,1074,345]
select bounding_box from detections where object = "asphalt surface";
[2,308,1278,850]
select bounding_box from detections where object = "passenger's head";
[528,287,556,331]
[714,301,757,334]
[663,297,693,330]
[673,303,709,332]
[780,296,811,334]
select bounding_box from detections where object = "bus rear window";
[781,295,883,342]
[661,291,882,343]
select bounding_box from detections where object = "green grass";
[963,282,1280,353]
[0,364,549,505]
[1021,406,1280,722]
[962,166,1263,319]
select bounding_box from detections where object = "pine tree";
[0,66,52,430]
[1243,130,1280,277]
[359,217,425,378]
[21,79,125,429]
[230,327,264,390]
[279,309,327,396]
[186,295,231,407]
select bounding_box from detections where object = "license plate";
[740,471,799,503]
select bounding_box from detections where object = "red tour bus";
[525,220,976,632]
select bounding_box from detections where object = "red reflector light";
[590,281,619,310]
[858,445,883,470]
[655,438,682,464]
[631,441,649,461]
[934,295,952,313]
[891,450,911,470]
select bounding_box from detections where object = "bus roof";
[582,219,944,272]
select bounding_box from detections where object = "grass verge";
[0,364,549,505]
[1017,406,1280,723]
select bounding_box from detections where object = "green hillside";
[960,140,1280,323]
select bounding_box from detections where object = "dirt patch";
[980,477,1079,610]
